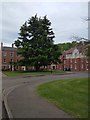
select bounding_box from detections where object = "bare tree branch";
[71,35,90,42]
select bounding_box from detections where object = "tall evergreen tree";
[14,14,61,71]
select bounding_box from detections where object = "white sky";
[0,0,89,46]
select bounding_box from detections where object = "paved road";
[2,72,88,118]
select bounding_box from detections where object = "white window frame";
[70,64,72,68]
[75,59,77,63]
[75,65,77,69]
[3,52,7,57]
[81,64,84,69]
[86,64,88,70]
[86,59,88,63]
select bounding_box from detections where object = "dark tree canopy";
[14,14,61,71]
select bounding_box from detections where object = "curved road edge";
[2,83,28,119]
[2,72,88,118]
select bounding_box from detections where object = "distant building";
[1,43,17,71]
[58,45,90,72]
[1,43,90,72]
[1,43,32,71]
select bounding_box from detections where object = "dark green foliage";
[57,41,77,53]
[14,14,61,71]
[57,41,90,54]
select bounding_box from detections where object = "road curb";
[2,72,75,119]
[4,72,74,78]
[2,101,9,119]
[3,88,14,119]
[3,83,28,119]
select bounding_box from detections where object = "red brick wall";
[2,50,17,63]
[56,57,90,72]
[2,48,17,70]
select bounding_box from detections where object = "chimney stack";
[1,42,3,48]
[12,43,14,48]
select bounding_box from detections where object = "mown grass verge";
[37,78,88,118]
[3,70,65,76]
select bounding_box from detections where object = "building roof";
[76,45,85,53]
[64,45,85,54]
[2,46,17,51]
[65,48,75,54]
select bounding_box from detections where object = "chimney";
[12,43,14,48]
[1,42,3,48]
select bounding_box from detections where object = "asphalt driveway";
[2,72,88,118]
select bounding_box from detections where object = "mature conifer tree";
[15,14,61,71]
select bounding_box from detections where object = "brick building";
[58,45,90,72]
[1,43,17,71]
[1,43,90,72]
[1,43,34,71]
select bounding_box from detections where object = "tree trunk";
[35,66,40,71]
[26,66,28,71]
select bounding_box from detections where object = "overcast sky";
[1,1,88,46]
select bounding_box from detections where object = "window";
[86,59,88,63]
[86,64,88,70]
[75,53,77,57]
[3,52,7,57]
[3,58,6,63]
[81,64,83,69]
[70,64,72,68]
[10,52,13,57]
[75,65,77,69]
[10,59,13,62]
[70,59,72,63]
[75,59,77,63]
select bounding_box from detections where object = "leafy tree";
[57,41,77,53]
[57,39,90,55]
[14,14,61,71]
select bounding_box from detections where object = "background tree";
[14,14,61,71]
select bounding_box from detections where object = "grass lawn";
[3,70,65,76]
[37,78,88,118]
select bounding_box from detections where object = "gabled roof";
[76,45,85,53]
[65,48,75,54]
[63,45,85,55]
